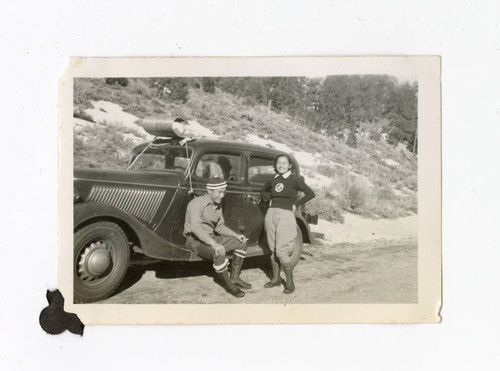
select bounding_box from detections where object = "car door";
[189,149,246,235]
[241,153,277,248]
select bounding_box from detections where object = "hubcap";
[77,241,112,281]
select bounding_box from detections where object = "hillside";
[73,78,418,222]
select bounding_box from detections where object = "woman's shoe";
[264,256,281,288]
[282,267,295,294]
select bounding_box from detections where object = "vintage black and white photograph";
[59,57,441,323]
[6,0,500,367]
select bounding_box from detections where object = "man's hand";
[292,204,297,212]
[211,242,226,257]
[235,234,248,244]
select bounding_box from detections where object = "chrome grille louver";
[88,185,166,224]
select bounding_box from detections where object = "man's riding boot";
[264,256,281,288]
[282,266,295,294]
[216,269,245,298]
[230,256,252,289]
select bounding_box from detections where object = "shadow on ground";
[113,255,273,297]
[103,240,418,304]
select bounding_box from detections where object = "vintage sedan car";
[73,119,317,303]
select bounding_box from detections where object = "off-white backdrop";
[0,1,498,370]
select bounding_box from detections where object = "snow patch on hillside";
[384,158,400,167]
[83,100,219,141]
[184,120,220,139]
[294,151,319,168]
[302,168,335,189]
[245,134,291,152]
[85,101,151,137]
[244,135,369,185]
[245,134,321,168]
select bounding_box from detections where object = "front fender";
[74,202,192,261]
[294,211,314,245]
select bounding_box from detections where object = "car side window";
[131,153,165,170]
[248,156,276,184]
[129,147,191,172]
[194,153,243,182]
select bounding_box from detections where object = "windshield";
[128,146,192,173]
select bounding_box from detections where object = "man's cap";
[206,177,227,190]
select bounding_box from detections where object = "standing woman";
[263,154,315,294]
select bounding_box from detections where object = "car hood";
[74,167,184,188]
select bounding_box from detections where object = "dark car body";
[73,137,316,302]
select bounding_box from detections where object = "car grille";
[87,185,166,224]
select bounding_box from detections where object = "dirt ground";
[99,237,417,304]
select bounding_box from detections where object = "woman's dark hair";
[273,154,295,173]
[216,156,232,180]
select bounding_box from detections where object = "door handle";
[244,193,261,205]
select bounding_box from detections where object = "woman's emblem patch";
[275,183,284,192]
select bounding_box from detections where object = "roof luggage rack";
[133,116,196,193]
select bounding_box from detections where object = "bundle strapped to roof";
[131,116,196,192]
[138,116,189,138]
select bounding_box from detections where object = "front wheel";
[74,221,130,303]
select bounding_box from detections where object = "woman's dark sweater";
[264,171,315,211]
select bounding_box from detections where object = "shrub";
[316,164,338,178]
[243,96,258,106]
[129,79,155,97]
[202,77,216,93]
[105,78,129,87]
[368,131,382,141]
[405,174,418,191]
[306,192,344,224]
[74,79,90,106]
[369,188,417,218]
[359,120,388,143]
[131,83,147,96]
[346,129,357,148]
[336,172,372,211]
[73,109,94,122]
[74,122,137,169]
[122,102,149,117]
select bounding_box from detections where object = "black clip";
[39,289,84,336]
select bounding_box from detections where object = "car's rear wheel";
[288,226,303,268]
[74,221,130,303]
